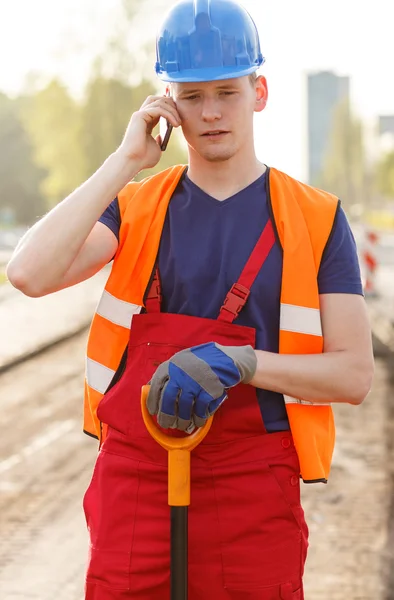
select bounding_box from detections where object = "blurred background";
[0,1,394,599]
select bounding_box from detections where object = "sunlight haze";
[1,0,393,179]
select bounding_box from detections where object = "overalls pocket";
[267,451,309,570]
[84,441,171,596]
[212,456,304,591]
[83,449,140,590]
[224,582,303,599]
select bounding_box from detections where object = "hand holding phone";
[117,90,180,171]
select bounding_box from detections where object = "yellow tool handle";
[141,385,213,506]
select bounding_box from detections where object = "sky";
[1,0,394,180]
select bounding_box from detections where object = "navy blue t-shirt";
[99,170,363,432]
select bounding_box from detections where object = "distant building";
[378,115,394,153]
[379,115,394,136]
[307,71,350,184]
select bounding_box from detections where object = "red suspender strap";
[218,219,276,323]
[145,219,275,319]
[144,266,162,313]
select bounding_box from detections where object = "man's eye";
[221,91,235,95]
[185,95,199,100]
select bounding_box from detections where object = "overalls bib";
[83,220,309,599]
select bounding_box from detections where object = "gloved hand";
[147,342,257,431]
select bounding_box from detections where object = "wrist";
[241,345,258,384]
[216,343,257,384]
[109,150,143,186]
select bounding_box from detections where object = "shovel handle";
[141,385,213,506]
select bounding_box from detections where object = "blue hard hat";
[155,0,265,82]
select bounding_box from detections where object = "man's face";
[172,75,267,163]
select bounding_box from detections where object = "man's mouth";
[201,130,229,137]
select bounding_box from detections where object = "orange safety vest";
[84,165,339,483]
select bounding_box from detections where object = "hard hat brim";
[156,63,264,84]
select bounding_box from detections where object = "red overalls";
[83,221,309,600]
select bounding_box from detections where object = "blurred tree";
[80,76,150,176]
[6,0,185,225]
[80,0,186,180]
[315,98,369,212]
[80,75,186,180]
[375,150,394,200]
[19,80,86,208]
[92,0,149,85]
[0,93,46,225]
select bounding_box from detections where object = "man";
[7,0,374,598]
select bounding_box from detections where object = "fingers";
[193,389,213,428]
[154,380,184,429]
[175,388,195,431]
[158,384,198,431]
[140,95,181,129]
[140,94,177,111]
[147,360,226,431]
[156,379,178,429]
[148,370,197,431]
[193,390,227,428]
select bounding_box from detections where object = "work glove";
[147,342,257,431]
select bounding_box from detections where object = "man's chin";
[199,147,236,163]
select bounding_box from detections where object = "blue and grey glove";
[147,342,257,431]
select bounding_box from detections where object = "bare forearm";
[6,151,140,292]
[249,349,373,405]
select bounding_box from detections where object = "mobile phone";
[160,117,173,151]
[159,90,174,151]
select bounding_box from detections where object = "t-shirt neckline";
[183,168,267,206]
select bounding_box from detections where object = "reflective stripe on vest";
[86,358,116,395]
[97,290,142,329]
[280,303,322,337]
[83,165,339,483]
[85,292,142,395]
[283,396,328,407]
[280,305,329,407]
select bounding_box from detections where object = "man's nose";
[201,97,222,122]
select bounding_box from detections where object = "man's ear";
[255,76,268,113]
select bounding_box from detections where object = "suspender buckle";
[145,282,162,303]
[220,283,250,318]
[145,268,162,312]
